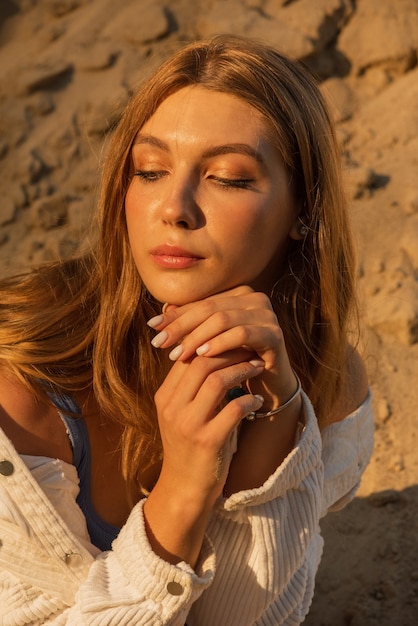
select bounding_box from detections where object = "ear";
[289,217,307,241]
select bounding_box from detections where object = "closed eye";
[134,170,167,182]
[209,176,256,190]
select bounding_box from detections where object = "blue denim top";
[51,392,120,551]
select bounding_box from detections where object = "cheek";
[125,180,162,226]
[125,184,147,236]
[233,203,292,271]
[228,202,283,250]
[124,188,143,259]
[124,183,135,224]
[125,180,143,213]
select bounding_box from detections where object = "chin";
[144,281,225,307]
[143,285,203,307]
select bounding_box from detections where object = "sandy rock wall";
[0,1,417,624]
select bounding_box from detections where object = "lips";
[150,244,204,268]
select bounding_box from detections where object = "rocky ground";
[0,1,417,624]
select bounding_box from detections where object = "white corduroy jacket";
[0,391,374,626]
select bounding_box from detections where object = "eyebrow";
[133,134,264,162]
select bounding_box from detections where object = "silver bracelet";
[245,370,302,420]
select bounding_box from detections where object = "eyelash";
[134,170,166,182]
[209,176,255,190]
[133,171,255,190]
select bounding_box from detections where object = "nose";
[161,175,204,229]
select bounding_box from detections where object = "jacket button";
[64,552,83,566]
[0,460,14,476]
[167,581,184,596]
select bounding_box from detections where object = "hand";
[143,347,264,567]
[144,287,302,565]
[154,349,265,505]
[148,285,299,413]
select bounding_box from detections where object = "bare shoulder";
[327,345,370,424]
[0,369,72,462]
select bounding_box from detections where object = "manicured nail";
[147,314,164,328]
[254,394,264,404]
[151,330,168,348]
[196,343,209,356]
[249,359,265,368]
[169,344,184,360]
[162,302,170,313]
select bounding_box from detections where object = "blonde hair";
[0,35,358,489]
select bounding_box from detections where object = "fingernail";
[162,303,169,313]
[147,314,164,328]
[249,359,265,368]
[196,343,209,356]
[151,330,168,348]
[254,394,264,404]
[169,344,184,360]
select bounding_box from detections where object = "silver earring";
[299,224,309,237]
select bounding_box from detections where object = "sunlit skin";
[123,87,308,567]
[125,86,301,306]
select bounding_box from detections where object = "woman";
[0,35,373,625]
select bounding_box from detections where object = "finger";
[162,302,178,314]
[191,356,265,416]
[205,392,264,446]
[197,325,280,371]
[147,286,257,335]
[169,309,275,361]
[190,311,279,361]
[157,351,264,407]
[155,353,265,423]
[149,291,274,355]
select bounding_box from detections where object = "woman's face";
[125,86,300,305]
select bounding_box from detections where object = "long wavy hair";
[0,35,358,490]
